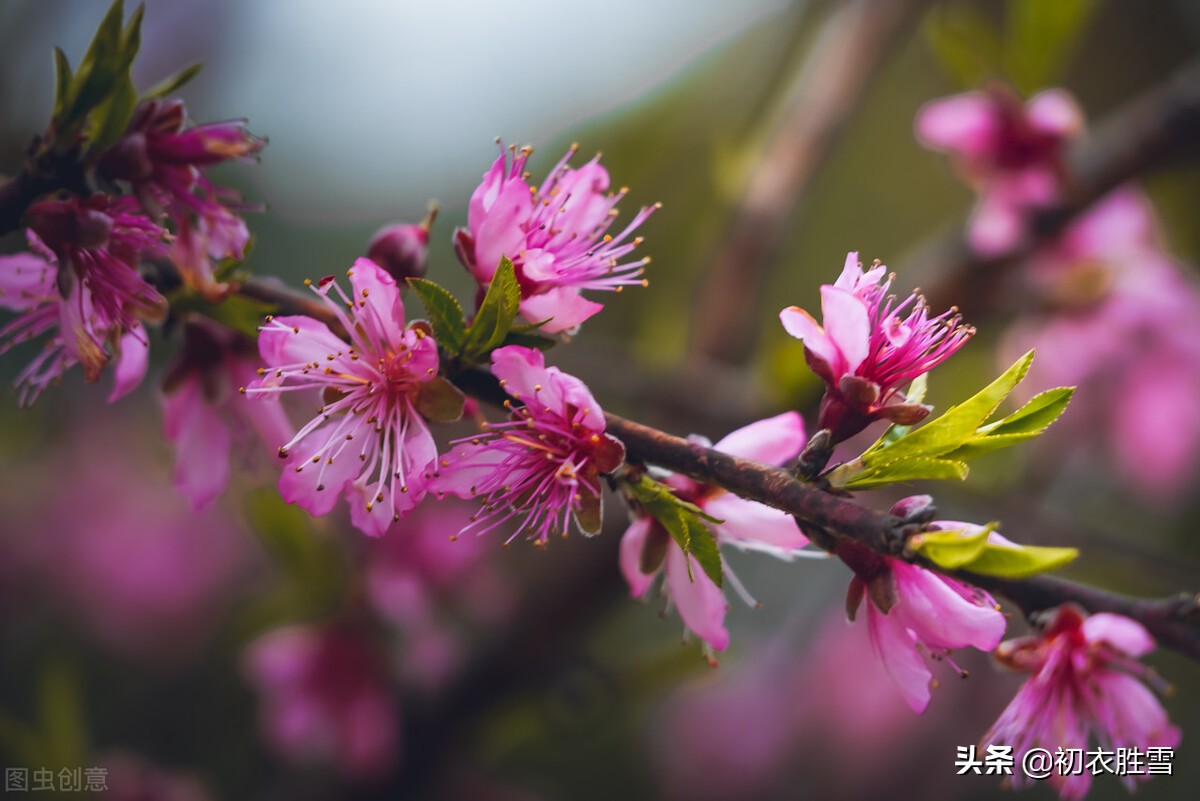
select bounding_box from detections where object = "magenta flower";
[0,197,166,404]
[999,187,1200,503]
[780,252,973,442]
[983,604,1180,800]
[840,504,1006,712]
[454,142,657,333]
[243,622,400,779]
[431,345,625,543]
[98,98,263,299]
[162,320,292,511]
[244,258,453,537]
[620,412,810,653]
[916,86,1083,256]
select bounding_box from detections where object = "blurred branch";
[689,0,932,366]
[915,55,1200,315]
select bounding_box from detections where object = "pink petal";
[1027,89,1084,138]
[914,92,998,157]
[832,251,862,290]
[258,315,350,371]
[619,517,657,598]
[491,345,559,407]
[968,185,1026,257]
[703,494,807,554]
[348,483,399,538]
[713,411,806,466]
[0,251,56,311]
[349,257,406,341]
[890,561,1006,652]
[779,306,838,375]
[429,441,508,499]
[866,604,931,713]
[665,545,729,652]
[278,423,363,516]
[107,324,149,403]
[1091,672,1181,749]
[819,285,870,374]
[163,376,232,511]
[520,287,604,333]
[1081,613,1155,658]
[471,173,533,283]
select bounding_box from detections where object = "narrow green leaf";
[626,475,723,587]
[142,62,204,100]
[685,515,723,587]
[922,4,1004,88]
[62,0,126,124]
[86,72,137,154]
[965,542,1079,579]
[501,331,557,351]
[862,350,1035,463]
[909,525,993,569]
[407,278,466,353]
[462,256,521,361]
[978,386,1074,438]
[52,47,74,120]
[1006,0,1096,93]
[834,455,968,490]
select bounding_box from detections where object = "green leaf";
[832,455,968,490]
[461,256,521,362]
[1006,0,1096,94]
[52,47,74,121]
[500,331,558,351]
[922,4,1004,88]
[86,71,137,154]
[58,0,127,135]
[415,376,465,422]
[627,475,723,587]
[911,524,1078,579]
[172,292,275,337]
[408,278,466,354]
[142,62,204,100]
[943,386,1074,461]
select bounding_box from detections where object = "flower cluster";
[455,142,657,333]
[780,252,973,443]
[840,500,1007,712]
[432,345,625,543]
[0,196,166,404]
[916,86,1082,256]
[620,413,810,653]
[244,258,456,537]
[982,604,1180,800]
[98,98,264,299]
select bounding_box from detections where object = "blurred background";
[1,1,1199,799]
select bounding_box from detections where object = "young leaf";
[408,278,466,353]
[831,455,968,490]
[922,4,1004,88]
[501,331,557,351]
[626,475,723,587]
[461,256,521,362]
[86,72,137,154]
[52,47,74,120]
[59,0,127,131]
[1006,0,1097,94]
[142,62,204,100]
[911,525,1079,579]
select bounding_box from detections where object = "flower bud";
[367,206,436,282]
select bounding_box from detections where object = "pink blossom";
[0,197,166,404]
[983,604,1180,799]
[454,142,657,333]
[364,497,515,691]
[367,208,434,282]
[161,319,292,510]
[619,413,810,653]
[916,86,1083,255]
[243,622,401,779]
[840,507,1006,712]
[244,258,454,537]
[431,345,625,544]
[98,98,263,298]
[780,252,973,442]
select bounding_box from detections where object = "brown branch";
[689,0,931,366]
[915,56,1200,316]
[230,274,1200,663]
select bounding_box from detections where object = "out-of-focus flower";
[0,196,166,404]
[916,86,1082,256]
[1000,187,1200,503]
[432,345,623,542]
[99,752,216,801]
[367,207,435,283]
[243,622,400,779]
[245,258,460,537]
[97,98,263,299]
[982,604,1180,800]
[780,253,973,443]
[0,418,256,665]
[840,502,1006,712]
[620,413,809,654]
[454,142,657,333]
[365,497,515,691]
[161,318,291,510]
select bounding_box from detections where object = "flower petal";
[866,604,931,713]
[520,287,604,334]
[665,545,729,652]
[713,411,806,466]
[819,285,870,374]
[619,516,658,598]
[703,494,808,555]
